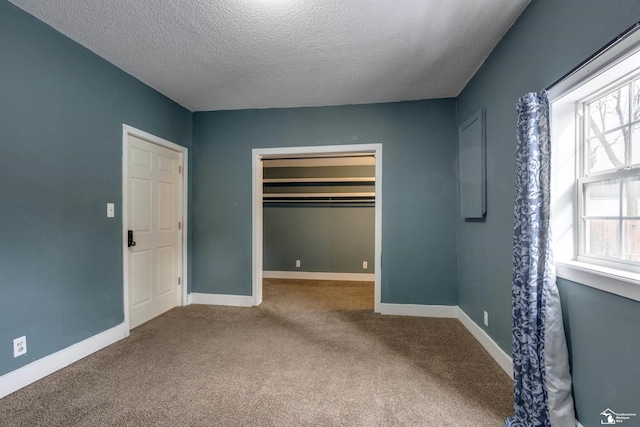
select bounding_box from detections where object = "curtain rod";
[546,21,640,92]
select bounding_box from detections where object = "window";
[578,75,640,268]
[549,24,640,302]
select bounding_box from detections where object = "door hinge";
[178,277,181,285]
[179,165,182,174]
[178,221,182,230]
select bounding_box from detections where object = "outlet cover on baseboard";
[483,311,489,327]
[295,260,301,268]
[362,261,368,269]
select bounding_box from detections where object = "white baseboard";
[0,323,126,399]
[189,292,253,307]
[378,303,458,318]
[263,271,375,281]
[456,307,513,379]
[576,421,584,427]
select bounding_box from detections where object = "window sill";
[555,260,640,302]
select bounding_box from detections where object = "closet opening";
[252,144,382,311]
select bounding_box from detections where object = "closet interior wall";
[262,157,376,275]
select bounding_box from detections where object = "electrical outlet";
[295,259,301,268]
[362,261,368,269]
[13,336,27,358]
[483,311,489,327]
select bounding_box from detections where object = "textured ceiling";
[9,0,530,112]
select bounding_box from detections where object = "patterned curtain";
[504,91,575,427]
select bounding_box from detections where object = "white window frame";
[576,75,640,268]
[549,25,640,303]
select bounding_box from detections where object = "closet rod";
[264,199,375,204]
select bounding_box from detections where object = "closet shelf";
[263,177,375,184]
[263,192,375,199]
[263,170,375,204]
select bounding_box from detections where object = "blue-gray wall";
[192,101,458,303]
[0,1,192,377]
[263,206,375,273]
[558,278,640,425]
[456,0,640,424]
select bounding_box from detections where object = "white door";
[127,134,182,329]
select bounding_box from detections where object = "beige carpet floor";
[0,279,514,426]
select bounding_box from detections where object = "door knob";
[128,230,136,247]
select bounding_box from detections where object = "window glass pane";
[587,130,625,173]
[588,85,629,137]
[633,78,640,122]
[585,219,620,258]
[633,123,640,165]
[585,179,620,216]
[623,220,640,261]
[622,176,640,217]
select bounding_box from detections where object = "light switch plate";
[107,203,115,218]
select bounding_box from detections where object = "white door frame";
[252,143,383,312]
[122,124,189,335]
